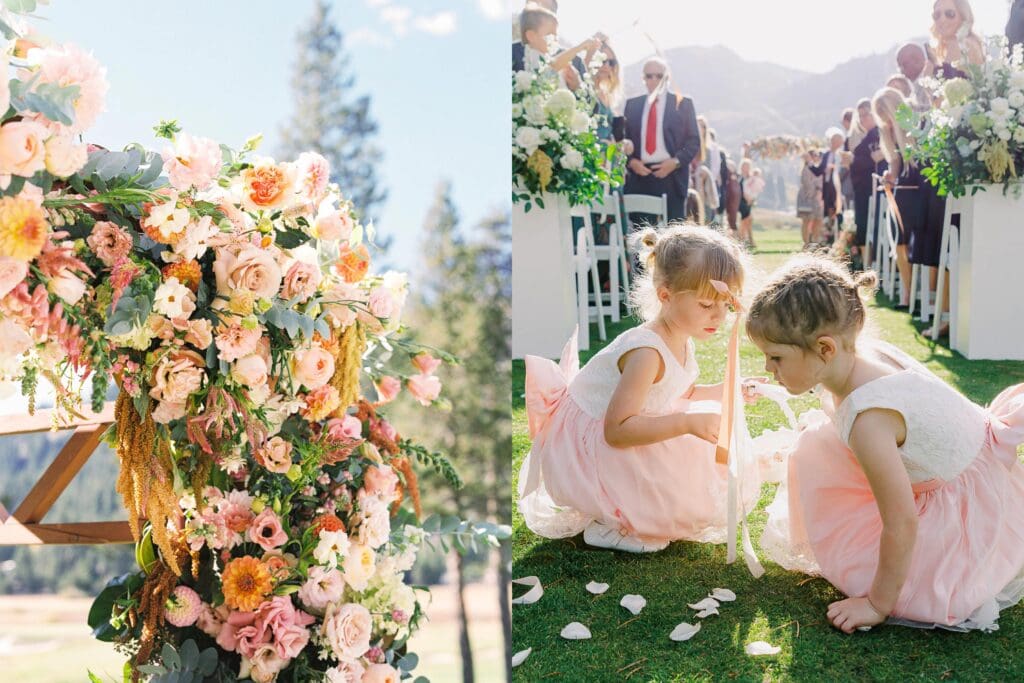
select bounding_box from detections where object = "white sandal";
[583,521,668,553]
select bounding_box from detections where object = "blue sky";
[34,0,511,275]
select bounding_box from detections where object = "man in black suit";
[623,57,701,222]
[1009,0,1024,50]
[808,127,846,240]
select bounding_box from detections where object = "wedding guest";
[691,157,719,226]
[514,5,597,90]
[724,157,741,235]
[897,42,937,113]
[737,158,765,248]
[623,56,701,222]
[708,127,729,219]
[886,75,913,98]
[1009,0,1024,51]
[841,108,854,133]
[847,99,883,269]
[931,0,985,78]
[797,149,825,247]
[873,87,916,308]
[809,128,846,242]
[839,110,855,214]
[686,187,705,225]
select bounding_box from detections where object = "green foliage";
[136,640,219,682]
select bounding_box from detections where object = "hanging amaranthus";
[114,393,184,576]
[130,531,193,680]
[330,323,366,414]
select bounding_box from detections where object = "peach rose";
[254,436,293,474]
[362,663,400,683]
[281,260,321,302]
[0,120,48,177]
[295,151,330,204]
[240,159,296,212]
[374,376,400,404]
[322,281,363,329]
[215,325,262,363]
[321,602,372,661]
[335,244,369,284]
[363,464,399,502]
[213,245,283,300]
[232,354,268,388]
[185,318,213,350]
[43,134,88,178]
[151,400,187,424]
[0,256,27,298]
[406,373,441,406]
[149,349,205,405]
[47,269,86,305]
[86,221,133,267]
[312,203,353,242]
[292,346,335,390]
[325,659,366,682]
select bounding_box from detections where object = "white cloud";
[477,0,508,21]
[414,11,457,36]
[348,26,394,48]
[380,5,411,36]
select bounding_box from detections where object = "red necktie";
[645,100,657,155]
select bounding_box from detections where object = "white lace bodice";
[567,326,698,420]
[833,343,988,483]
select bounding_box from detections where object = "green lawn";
[512,219,1024,682]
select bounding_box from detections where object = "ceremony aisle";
[511,215,1024,682]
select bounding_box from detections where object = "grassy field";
[512,214,1024,682]
[0,581,504,682]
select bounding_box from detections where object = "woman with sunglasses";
[930,0,985,79]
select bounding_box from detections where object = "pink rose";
[281,260,321,302]
[292,346,335,390]
[162,133,223,191]
[325,659,366,682]
[213,245,283,299]
[366,287,395,320]
[44,134,87,178]
[215,325,262,363]
[313,205,353,242]
[149,349,206,405]
[86,221,133,267]
[254,436,293,474]
[217,609,260,654]
[185,318,213,350]
[257,595,315,659]
[297,565,345,614]
[295,151,330,203]
[362,664,401,683]
[411,352,441,375]
[406,373,441,406]
[363,465,399,502]
[322,602,372,661]
[0,120,49,177]
[232,354,268,388]
[248,508,288,551]
[0,256,28,298]
[374,376,400,404]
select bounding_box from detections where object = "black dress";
[891,154,922,248]
[850,128,881,247]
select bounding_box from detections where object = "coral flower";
[0,195,49,262]
[221,556,274,612]
[240,160,295,211]
[164,585,203,627]
[310,513,346,537]
[162,260,203,292]
[335,244,369,284]
[302,385,341,423]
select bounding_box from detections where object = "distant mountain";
[622,41,926,157]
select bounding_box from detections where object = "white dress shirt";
[640,91,671,163]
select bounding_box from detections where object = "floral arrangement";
[906,38,1024,197]
[0,3,507,682]
[746,135,824,160]
[511,43,622,210]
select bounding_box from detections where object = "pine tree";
[279,0,386,225]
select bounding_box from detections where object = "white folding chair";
[908,264,933,323]
[865,184,876,269]
[931,196,961,342]
[621,193,668,231]
[569,207,606,350]
[589,192,628,322]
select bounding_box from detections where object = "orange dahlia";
[220,555,273,612]
[336,244,369,284]
[302,385,341,423]
[310,513,345,537]
[161,260,202,292]
[0,196,49,262]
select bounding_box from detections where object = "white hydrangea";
[523,95,546,125]
[990,96,1011,118]
[543,88,576,121]
[569,110,591,134]
[513,71,533,93]
[515,126,541,154]
[1010,90,1024,109]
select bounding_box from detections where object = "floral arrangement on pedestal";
[511,44,623,211]
[905,38,1024,197]
[746,135,824,161]
[0,3,507,682]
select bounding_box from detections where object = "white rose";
[569,110,591,134]
[560,148,584,170]
[515,126,541,153]
[540,126,558,141]
[341,542,376,592]
[513,71,533,93]
[990,97,1011,118]
[1010,91,1024,109]
[47,269,87,305]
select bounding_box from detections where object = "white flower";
[513,71,533,93]
[1011,71,1024,91]
[169,215,220,262]
[540,126,559,141]
[1014,127,1024,143]
[569,110,591,134]
[990,97,1011,118]
[515,126,541,153]
[560,148,584,170]
[1010,91,1024,109]
[356,496,392,549]
[511,103,523,118]
[523,95,546,125]
[998,127,1012,141]
[144,201,190,242]
[314,529,351,567]
[544,88,576,121]
[153,277,196,319]
[341,542,376,592]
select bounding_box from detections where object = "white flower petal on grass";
[586,581,609,595]
[669,621,701,641]
[687,597,720,611]
[695,607,719,618]
[511,576,543,605]
[560,622,592,640]
[620,594,646,615]
[711,588,737,602]
[511,648,532,667]
[745,641,781,656]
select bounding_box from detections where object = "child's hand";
[681,411,720,444]
[826,597,887,634]
[741,377,769,404]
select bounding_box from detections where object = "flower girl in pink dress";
[519,225,761,553]
[747,255,1024,633]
